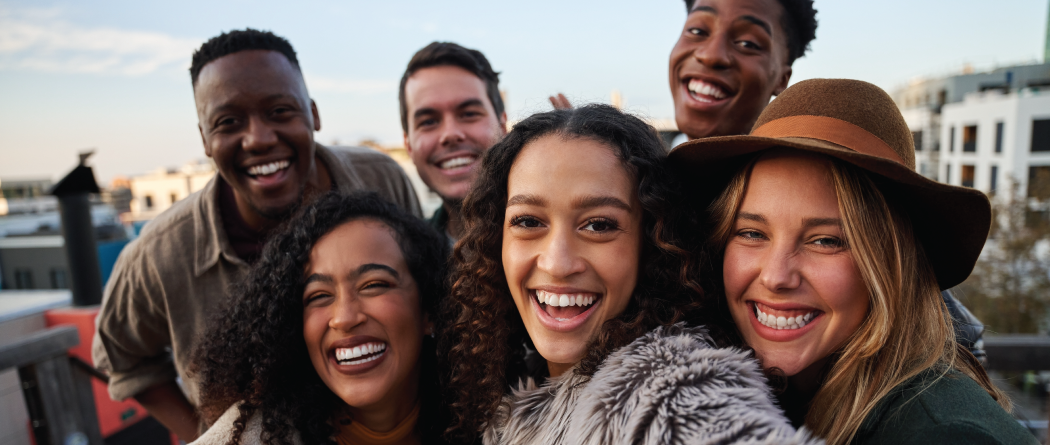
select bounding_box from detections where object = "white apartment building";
[128,159,215,220]
[939,88,1050,197]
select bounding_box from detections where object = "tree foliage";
[957,181,1050,334]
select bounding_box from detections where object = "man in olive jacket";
[92,29,421,442]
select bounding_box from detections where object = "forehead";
[741,152,839,215]
[508,135,635,200]
[194,50,308,113]
[308,219,406,271]
[404,65,492,113]
[691,0,786,30]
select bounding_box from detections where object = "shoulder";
[127,189,200,257]
[855,370,1036,445]
[192,402,304,445]
[323,145,402,168]
[570,323,820,445]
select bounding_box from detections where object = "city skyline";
[1,0,1047,184]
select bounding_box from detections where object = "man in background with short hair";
[400,41,507,240]
[93,29,421,441]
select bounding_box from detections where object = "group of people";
[90,0,1036,444]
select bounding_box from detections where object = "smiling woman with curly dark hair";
[440,104,818,445]
[189,192,449,445]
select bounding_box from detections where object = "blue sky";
[0,0,1046,184]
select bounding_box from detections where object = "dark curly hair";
[192,192,449,445]
[439,104,706,443]
[398,41,504,133]
[190,28,300,87]
[684,0,818,65]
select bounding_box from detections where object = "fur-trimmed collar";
[483,323,823,445]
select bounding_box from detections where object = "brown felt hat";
[669,78,991,290]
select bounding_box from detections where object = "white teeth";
[754,305,818,331]
[335,342,387,363]
[687,79,728,100]
[536,290,597,308]
[246,160,290,176]
[439,156,476,170]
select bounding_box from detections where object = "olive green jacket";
[852,369,1036,444]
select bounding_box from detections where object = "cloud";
[306,76,397,94]
[0,7,201,76]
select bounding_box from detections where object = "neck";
[777,356,831,426]
[547,360,573,378]
[235,150,331,233]
[347,368,420,433]
[443,200,464,239]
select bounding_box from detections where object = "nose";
[693,33,732,70]
[329,290,367,332]
[757,242,802,292]
[242,114,279,153]
[438,120,466,147]
[536,227,586,279]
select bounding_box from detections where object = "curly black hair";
[439,104,706,443]
[683,0,818,65]
[190,28,300,87]
[191,192,450,445]
[398,41,504,133]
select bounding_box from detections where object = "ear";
[498,111,509,135]
[311,99,321,131]
[199,124,211,157]
[403,132,413,155]
[773,66,792,97]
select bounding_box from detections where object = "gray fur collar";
[483,323,822,445]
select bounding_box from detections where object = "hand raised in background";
[549,93,572,110]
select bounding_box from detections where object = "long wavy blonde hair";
[707,152,1009,444]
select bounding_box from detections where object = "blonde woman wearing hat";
[670,79,1035,444]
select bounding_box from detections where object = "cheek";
[722,247,753,301]
[302,310,327,360]
[822,264,870,327]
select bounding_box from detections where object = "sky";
[0,0,1047,184]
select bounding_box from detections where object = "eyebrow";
[736,212,842,229]
[572,195,632,212]
[690,6,773,37]
[412,98,486,122]
[507,194,632,212]
[303,263,400,286]
[208,94,296,117]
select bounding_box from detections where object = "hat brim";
[669,135,991,290]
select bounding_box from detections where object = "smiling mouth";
[245,159,290,178]
[686,78,732,103]
[438,155,477,170]
[753,302,821,330]
[335,342,387,366]
[535,290,599,321]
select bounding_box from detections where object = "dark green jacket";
[852,369,1036,444]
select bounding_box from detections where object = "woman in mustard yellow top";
[189,192,449,445]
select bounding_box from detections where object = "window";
[946,163,952,184]
[963,125,977,153]
[50,268,67,289]
[949,126,956,152]
[961,165,975,188]
[14,269,33,289]
[1029,166,1050,199]
[912,131,924,151]
[170,193,178,205]
[995,122,1004,154]
[990,165,999,194]
[144,195,154,209]
[1032,119,1050,152]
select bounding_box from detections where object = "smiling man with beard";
[92,29,421,442]
[400,42,507,240]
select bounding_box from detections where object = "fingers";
[549,93,573,110]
